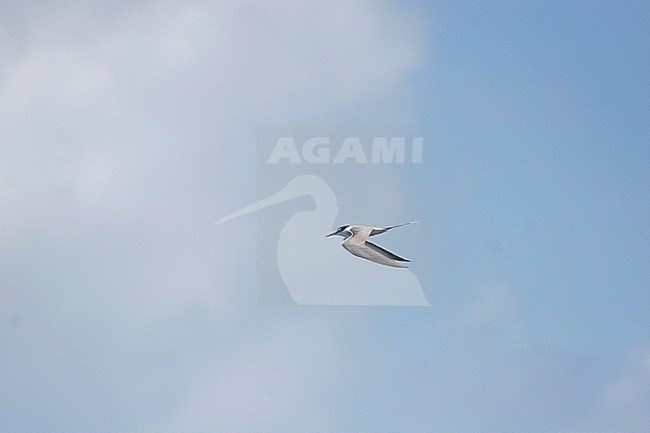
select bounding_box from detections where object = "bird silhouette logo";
[217,174,430,306]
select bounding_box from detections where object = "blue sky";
[1,1,648,432]
[417,1,649,353]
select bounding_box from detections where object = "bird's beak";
[325,231,336,238]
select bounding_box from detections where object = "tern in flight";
[216,175,429,305]
[326,222,418,268]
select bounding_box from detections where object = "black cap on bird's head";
[325,225,351,238]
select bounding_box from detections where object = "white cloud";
[575,347,650,433]
[0,1,429,431]
[160,314,350,432]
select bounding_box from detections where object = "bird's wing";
[370,221,419,237]
[365,241,410,262]
[347,225,373,241]
[342,239,410,268]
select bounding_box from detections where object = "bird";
[216,175,429,305]
[326,222,418,268]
